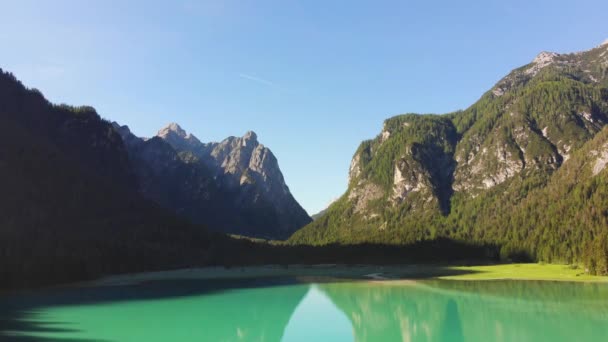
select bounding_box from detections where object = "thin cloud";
[238,73,276,87]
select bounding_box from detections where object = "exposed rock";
[525,51,559,76]
[533,51,559,65]
[114,122,311,239]
[157,122,204,152]
[592,143,608,176]
[112,123,140,149]
[455,144,518,190]
[392,159,426,202]
[348,153,362,183]
[541,127,549,138]
[348,182,383,213]
[560,144,572,162]
[380,130,391,143]
[492,87,505,97]
[580,111,595,123]
[487,146,524,188]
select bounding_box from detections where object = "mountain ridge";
[114,121,311,239]
[290,39,608,271]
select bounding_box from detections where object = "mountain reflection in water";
[2,278,608,342]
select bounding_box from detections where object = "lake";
[2,276,608,341]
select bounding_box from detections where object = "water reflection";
[0,278,308,342]
[318,280,608,342]
[2,279,608,341]
[438,300,463,342]
[282,286,353,341]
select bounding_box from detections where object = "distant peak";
[243,130,258,142]
[533,51,559,64]
[158,122,187,138]
[111,121,132,135]
[599,38,608,48]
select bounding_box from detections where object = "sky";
[1,0,607,215]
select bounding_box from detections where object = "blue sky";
[1,0,607,214]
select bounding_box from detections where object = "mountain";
[0,68,265,289]
[290,40,608,271]
[113,122,311,239]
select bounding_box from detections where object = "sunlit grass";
[440,263,608,282]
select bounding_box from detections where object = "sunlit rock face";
[392,160,427,201]
[113,122,311,239]
[591,142,608,176]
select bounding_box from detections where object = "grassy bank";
[439,264,608,282]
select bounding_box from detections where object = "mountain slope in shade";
[290,39,608,266]
[113,122,311,239]
[0,69,238,289]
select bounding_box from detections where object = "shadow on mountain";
[0,278,307,342]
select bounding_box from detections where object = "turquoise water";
[2,278,608,341]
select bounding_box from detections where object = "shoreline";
[4,263,607,296]
[87,263,608,288]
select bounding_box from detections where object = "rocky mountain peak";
[111,121,141,148]
[125,122,311,238]
[242,130,258,144]
[520,51,561,78]
[598,38,608,48]
[111,122,132,136]
[158,122,187,138]
[156,122,202,151]
[532,51,559,66]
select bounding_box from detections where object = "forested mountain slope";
[290,40,608,271]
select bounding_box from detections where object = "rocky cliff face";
[290,39,608,251]
[114,122,311,239]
